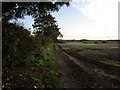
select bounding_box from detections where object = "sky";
[16,0,120,40]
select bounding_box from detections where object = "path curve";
[55,45,120,88]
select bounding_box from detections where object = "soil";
[2,67,47,88]
[55,45,120,88]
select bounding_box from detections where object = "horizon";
[57,38,120,41]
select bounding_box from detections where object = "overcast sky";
[16,0,120,40]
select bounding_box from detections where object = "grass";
[62,48,70,50]
[100,59,120,67]
[28,74,41,84]
[40,43,59,88]
[43,70,59,88]
[59,42,120,67]
[27,43,60,88]
[109,47,120,48]
[62,42,98,46]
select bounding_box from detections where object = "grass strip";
[41,43,59,88]
[100,59,120,67]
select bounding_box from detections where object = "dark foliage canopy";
[2,2,70,68]
[2,2,69,21]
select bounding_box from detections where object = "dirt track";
[55,45,120,88]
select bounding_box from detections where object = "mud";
[55,45,120,88]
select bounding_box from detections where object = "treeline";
[58,39,120,44]
[2,2,70,68]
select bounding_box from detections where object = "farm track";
[65,50,120,79]
[55,45,120,88]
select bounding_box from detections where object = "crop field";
[56,42,120,87]
[58,42,120,65]
[58,42,120,77]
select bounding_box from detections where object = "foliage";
[41,44,59,88]
[27,44,59,88]
[43,71,59,88]
[2,22,36,68]
[33,14,62,42]
[2,2,70,68]
[28,74,41,84]
[2,2,69,21]
[2,2,70,88]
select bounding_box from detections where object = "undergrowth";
[28,43,59,88]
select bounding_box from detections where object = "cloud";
[71,0,119,31]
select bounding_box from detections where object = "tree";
[2,2,69,22]
[2,22,36,68]
[2,2,70,68]
[33,14,62,42]
[2,2,70,43]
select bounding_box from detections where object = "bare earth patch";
[55,45,120,88]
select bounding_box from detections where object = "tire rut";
[55,45,120,88]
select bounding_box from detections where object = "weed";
[25,44,59,88]
[28,74,41,84]
[42,70,59,88]
[40,43,59,88]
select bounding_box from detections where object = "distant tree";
[102,41,106,44]
[80,39,88,41]
[95,41,98,44]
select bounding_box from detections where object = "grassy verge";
[41,43,59,88]
[29,43,59,88]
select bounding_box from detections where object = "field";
[58,42,120,66]
[56,42,120,88]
